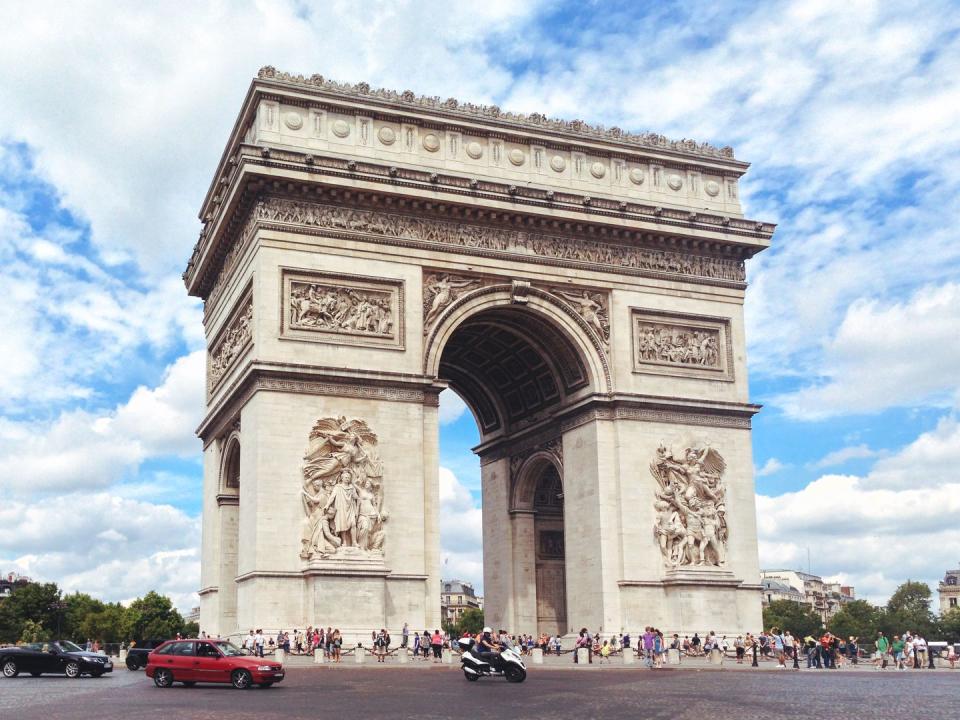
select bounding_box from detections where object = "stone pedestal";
[119,649,127,663]
[531,648,543,665]
[710,648,723,665]
[576,648,589,665]
[355,647,365,664]
[442,648,452,664]
[313,648,324,664]
[622,649,634,665]
[668,648,680,665]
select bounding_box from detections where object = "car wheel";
[231,669,252,689]
[182,681,196,687]
[257,682,273,688]
[504,665,526,683]
[64,662,81,679]
[463,669,479,682]
[153,668,174,688]
[125,657,140,671]
[2,660,19,678]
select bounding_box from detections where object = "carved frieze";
[250,198,746,284]
[631,309,733,381]
[538,530,565,559]
[281,269,404,349]
[299,416,387,561]
[651,443,728,568]
[208,291,253,395]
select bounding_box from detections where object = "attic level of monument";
[184,69,774,298]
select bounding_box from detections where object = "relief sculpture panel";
[208,291,252,395]
[299,416,387,561]
[631,309,732,381]
[651,443,728,568]
[282,269,403,349]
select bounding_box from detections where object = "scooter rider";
[476,627,500,665]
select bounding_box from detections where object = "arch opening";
[436,302,587,636]
[218,435,241,631]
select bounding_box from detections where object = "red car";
[145,638,284,689]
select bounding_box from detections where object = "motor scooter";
[458,637,526,683]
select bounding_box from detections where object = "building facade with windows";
[940,567,960,613]
[760,570,854,621]
[440,580,482,624]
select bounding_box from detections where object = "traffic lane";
[0,667,143,713]
[5,666,960,720]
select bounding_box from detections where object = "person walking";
[402,622,409,650]
[874,632,889,670]
[431,629,443,663]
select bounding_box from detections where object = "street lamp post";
[48,600,68,640]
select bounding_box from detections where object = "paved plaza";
[2,664,958,720]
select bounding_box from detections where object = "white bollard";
[710,648,724,665]
[576,648,590,665]
[398,648,408,664]
[355,647,365,664]
[531,648,544,665]
[668,648,681,665]
[622,649,635,665]
[119,649,127,663]
[314,648,325,664]
[275,648,284,664]
[442,648,453,664]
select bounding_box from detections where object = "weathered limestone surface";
[190,68,772,643]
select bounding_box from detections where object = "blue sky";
[1,0,958,611]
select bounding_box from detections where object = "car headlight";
[81,656,99,662]
[256,665,275,671]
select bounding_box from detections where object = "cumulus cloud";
[438,389,469,426]
[810,444,879,469]
[777,283,960,419]
[0,351,204,496]
[758,414,960,604]
[756,458,786,477]
[439,466,483,591]
[0,492,200,610]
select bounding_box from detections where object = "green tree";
[884,580,937,637]
[182,621,200,638]
[457,608,485,636]
[0,582,62,642]
[828,600,880,641]
[938,607,960,643]
[81,603,130,644]
[62,592,106,640]
[762,600,822,638]
[126,591,184,642]
[19,619,46,643]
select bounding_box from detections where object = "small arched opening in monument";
[217,436,241,631]
[437,306,579,637]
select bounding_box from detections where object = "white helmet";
[483,627,492,634]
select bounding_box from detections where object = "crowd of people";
[232,623,957,671]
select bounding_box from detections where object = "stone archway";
[214,432,240,633]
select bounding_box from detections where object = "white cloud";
[757,414,960,605]
[756,458,786,477]
[439,466,483,592]
[438,389,469,426]
[0,351,204,496]
[776,283,960,419]
[810,444,879,469]
[0,492,200,611]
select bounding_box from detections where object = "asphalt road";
[2,666,958,719]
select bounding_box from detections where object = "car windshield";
[213,641,244,657]
[55,641,84,652]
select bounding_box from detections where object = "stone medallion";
[377,126,396,145]
[422,133,440,152]
[590,162,606,179]
[508,148,526,166]
[466,141,483,159]
[550,155,567,172]
[284,111,304,130]
[629,167,645,185]
[331,119,351,138]
[667,174,684,191]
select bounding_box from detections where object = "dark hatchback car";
[0,641,114,678]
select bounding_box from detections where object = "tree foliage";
[0,583,190,645]
[828,600,880,641]
[762,600,823,638]
[940,608,960,644]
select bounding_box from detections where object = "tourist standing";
[735,635,745,664]
[402,622,409,650]
[642,627,655,668]
[332,628,342,663]
[431,629,443,662]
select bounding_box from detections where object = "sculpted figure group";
[290,282,393,337]
[636,323,720,368]
[651,443,728,568]
[209,301,252,389]
[299,417,388,560]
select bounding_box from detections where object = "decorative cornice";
[257,66,738,161]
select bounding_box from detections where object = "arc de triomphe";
[186,67,772,640]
